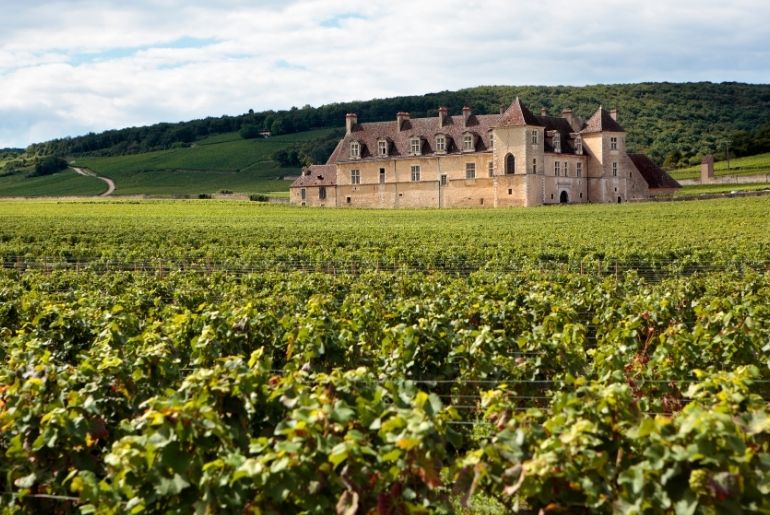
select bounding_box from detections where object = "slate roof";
[628,154,681,189]
[581,107,625,134]
[290,164,337,188]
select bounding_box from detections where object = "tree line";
[22,82,770,168]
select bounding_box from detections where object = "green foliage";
[28,156,68,178]
[670,152,770,181]
[1,198,770,512]
[21,83,770,167]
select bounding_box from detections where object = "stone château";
[290,98,679,208]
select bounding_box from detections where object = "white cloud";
[1,0,769,147]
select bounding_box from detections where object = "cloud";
[0,0,769,147]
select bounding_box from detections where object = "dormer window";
[350,141,361,159]
[553,133,561,153]
[410,137,421,155]
[463,133,474,152]
[378,140,388,157]
[435,135,446,153]
[531,130,539,145]
[575,136,583,155]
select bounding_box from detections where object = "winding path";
[73,167,116,196]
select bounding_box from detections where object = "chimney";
[438,106,448,127]
[561,108,574,127]
[462,106,472,127]
[610,108,618,121]
[345,113,357,134]
[540,107,548,116]
[499,105,505,115]
[397,111,410,131]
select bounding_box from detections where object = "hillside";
[4,82,770,197]
[669,152,770,180]
[0,129,338,197]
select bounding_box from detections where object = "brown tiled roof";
[335,112,502,162]
[290,164,337,188]
[581,107,625,134]
[537,115,579,154]
[628,154,681,189]
[497,97,542,127]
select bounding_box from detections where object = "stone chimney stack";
[345,113,357,135]
[462,106,472,127]
[561,108,574,126]
[701,155,715,183]
[438,106,448,128]
[540,107,548,116]
[499,105,505,115]
[610,108,618,121]
[397,112,410,131]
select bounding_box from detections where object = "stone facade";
[290,98,679,207]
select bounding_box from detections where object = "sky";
[1,0,769,148]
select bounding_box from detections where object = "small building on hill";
[290,98,680,208]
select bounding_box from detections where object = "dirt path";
[73,167,116,196]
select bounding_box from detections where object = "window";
[410,138,421,155]
[508,188,513,195]
[531,158,537,174]
[410,165,421,182]
[346,196,351,204]
[435,135,446,153]
[489,132,494,149]
[488,161,494,177]
[351,169,360,185]
[350,141,360,159]
[300,188,306,200]
[554,162,560,176]
[610,136,618,151]
[575,136,583,155]
[505,153,515,175]
[379,168,385,184]
[440,174,448,186]
[531,130,539,145]
[378,140,388,156]
[563,162,568,176]
[466,163,476,179]
[553,133,561,153]
[463,134,474,151]
[576,162,582,177]
[612,162,618,176]
[319,187,326,200]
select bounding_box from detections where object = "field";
[669,152,770,181]
[0,129,335,198]
[0,168,107,197]
[676,181,770,196]
[2,197,770,513]
[74,129,335,196]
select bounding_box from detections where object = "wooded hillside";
[25,82,770,168]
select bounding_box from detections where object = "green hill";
[669,152,770,181]
[1,129,337,197]
[5,82,770,197]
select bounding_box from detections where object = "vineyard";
[1,198,770,513]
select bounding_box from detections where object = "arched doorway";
[560,191,569,204]
[617,196,622,204]
[505,153,515,174]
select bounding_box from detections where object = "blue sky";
[1,0,769,148]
